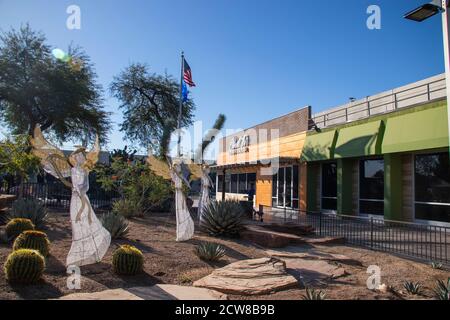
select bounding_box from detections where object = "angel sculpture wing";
[83,135,100,171]
[186,162,203,182]
[146,153,171,180]
[30,126,72,186]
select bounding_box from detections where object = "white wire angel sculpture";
[147,154,199,241]
[195,114,226,223]
[30,126,111,267]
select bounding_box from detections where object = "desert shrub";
[9,198,47,228]
[112,245,143,275]
[200,200,244,237]
[403,281,423,295]
[100,212,129,239]
[431,261,443,270]
[4,249,45,284]
[302,287,326,300]
[13,230,50,257]
[433,278,450,300]
[112,199,141,218]
[96,156,172,216]
[194,242,226,262]
[5,218,35,240]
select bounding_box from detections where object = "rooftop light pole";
[404,0,450,156]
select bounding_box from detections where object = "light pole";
[405,0,450,155]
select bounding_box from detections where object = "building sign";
[229,135,250,155]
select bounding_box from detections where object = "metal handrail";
[310,76,446,129]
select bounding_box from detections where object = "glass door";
[272,166,299,209]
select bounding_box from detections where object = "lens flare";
[52,48,66,60]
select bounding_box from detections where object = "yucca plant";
[100,212,129,239]
[302,287,326,300]
[431,261,443,270]
[13,230,50,257]
[9,198,47,228]
[433,277,450,300]
[112,245,144,275]
[403,281,423,295]
[5,218,35,240]
[194,242,226,262]
[4,249,45,284]
[200,200,244,237]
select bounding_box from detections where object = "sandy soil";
[0,212,448,300]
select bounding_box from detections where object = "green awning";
[382,104,449,153]
[301,130,337,161]
[334,120,383,158]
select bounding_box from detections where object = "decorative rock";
[193,257,298,295]
[56,284,227,300]
[240,225,302,248]
[241,225,344,248]
[265,247,362,266]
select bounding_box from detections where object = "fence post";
[319,212,322,236]
[370,217,374,249]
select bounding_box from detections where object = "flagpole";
[177,51,185,158]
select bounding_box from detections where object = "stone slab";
[193,257,299,295]
[56,284,228,300]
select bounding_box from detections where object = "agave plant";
[194,242,226,262]
[100,212,129,239]
[9,198,47,228]
[302,287,326,300]
[433,277,450,300]
[200,200,244,237]
[431,261,443,270]
[403,281,423,295]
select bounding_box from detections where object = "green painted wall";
[384,154,403,221]
[337,159,354,215]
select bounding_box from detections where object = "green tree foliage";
[0,134,40,183]
[0,24,111,144]
[110,63,195,153]
[95,151,173,216]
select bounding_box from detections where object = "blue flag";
[182,81,189,102]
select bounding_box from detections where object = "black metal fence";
[260,206,450,265]
[0,182,119,210]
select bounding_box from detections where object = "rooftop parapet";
[310,73,446,130]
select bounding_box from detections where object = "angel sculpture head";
[68,141,99,171]
[30,125,100,187]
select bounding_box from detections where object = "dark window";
[272,173,278,207]
[293,165,299,199]
[225,174,230,193]
[217,175,223,192]
[247,173,256,188]
[238,174,247,194]
[285,167,292,208]
[359,159,384,216]
[278,168,285,206]
[415,153,450,223]
[231,174,238,194]
[321,162,337,211]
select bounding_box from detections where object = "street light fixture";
[404,0,450,157]
[404,2,443,22]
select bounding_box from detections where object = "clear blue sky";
[0,0,446,153]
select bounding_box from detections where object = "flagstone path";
[56,284,228,300]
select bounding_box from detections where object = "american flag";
[183,58,196,87]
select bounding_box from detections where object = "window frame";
[413,151,450,227]
[358,158,385,218]
[320,161,338,214]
